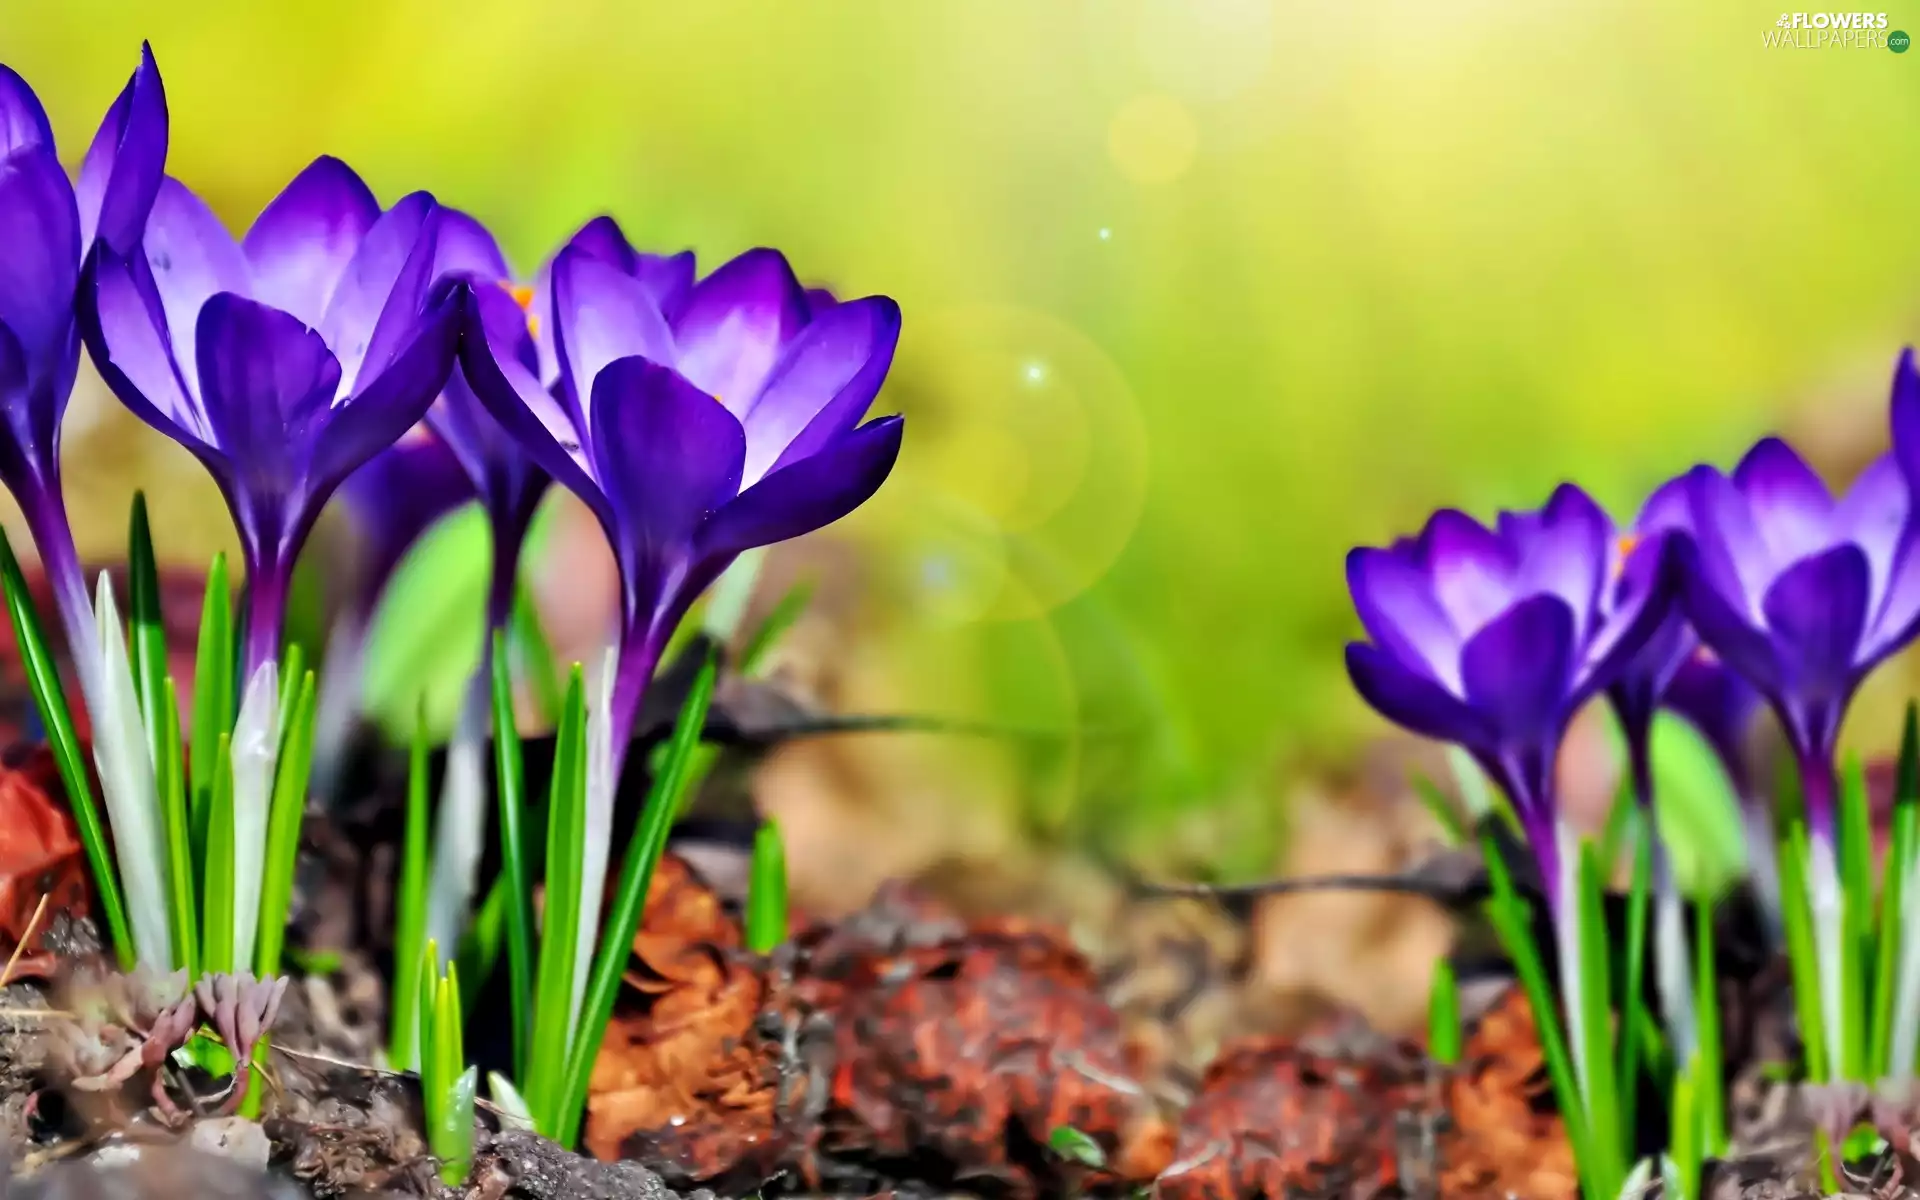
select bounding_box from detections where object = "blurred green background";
[5,0,1920,872]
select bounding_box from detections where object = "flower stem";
[607,617,667,780]
[17,475,104,717]
[241,557,288,683]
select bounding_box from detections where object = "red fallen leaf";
[0,743,89,976]
[586,870,1169,1197]
[1441,985,1577,1200]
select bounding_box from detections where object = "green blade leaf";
[490,629,535,1082]
[0,528,133,967]
[127,493,168,763]
[1411,773,1468,847]
[555,649,718,1149]
[201,732,236,974]
[510,580,563,726]
[253,669,316,979]
[736,578,813,676]
[1616,812,1652,1146]
[1884,703,1920,1075]
[1693,878,1726,1156]
[390,701,434,1072]
[1839,755,1874,1081]
[527,666,588,1132]
[745,819,789,954]
[1574,840,1624,1196]
[1426,957,1461,1066]
[159,678,198,979]
[190,552,234,861]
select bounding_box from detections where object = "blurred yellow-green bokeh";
[4,1,1920,865]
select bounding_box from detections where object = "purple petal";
[1892,348,1920,487]
[195,294,341,485]
[1734,438,1836,568]
[1678,537,1785,695]
[75,43,168,256]
[696,415,902,562]
[1345,640,1492,747]
[0,65,52,159]
[1684,464,1771,620]
[746,295,901,484]
[1346,546,1461,692]
[1414,509,1516,634]
[589,359,745,568]
[318,192,438,394]
[144,176,249,392]
[1635,473,1695,538]
[549,247,675,421]
[1836,454,1906,601]
[1460,594,1576,745]
[558,217,697,314]
[1583,530,1681,698]
[455,297,605,520]
[307,284,464,505]
[79,245,202,441]
[1761,544,1869,694]
[0,151,79,359]
[241,156,378,329]
[670,248,809,407]
[804,287,838,318]
[1509,484,1609,640]
[432,207,510,281]
[1866,519,1920,664]
[1664,653,1761,790]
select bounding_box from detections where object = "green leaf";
[190,553,234,864]
[1882,703,1920,1076]
[1647,712,1747,897]
[736,578,813,676]
[1616,812,1652,1146]
[201,732,236,974]
[490,628,534,1082]
[1668,1061,1699,1200]
[1047,1124,1107,1169]
[158,678,198,979]
[510,580,564,727]
[1426,956,1461,1066]
[0,529,133,968]
[127,493,169,764]
[745,819,789,954]
[555,648,717,1149]
[527,666,588,1132]
[361,506,487,740]
[1693,877,1726,1156]
[1777,808,1828,1082]
[1838,755,1873,1081]
[1574,840,1624,1196]
[1477,831,1598,1197]
[389,701,434,1072]
[275,641,306,754]
[1411,773,1468,847]
[487,1071,535,1132]
[253,669,316,979]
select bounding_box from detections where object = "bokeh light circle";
[883,305,1149,624]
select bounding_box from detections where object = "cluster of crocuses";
[1349,349,1920,1195]
[0,45,902,993]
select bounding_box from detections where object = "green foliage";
[1425,958,1460,1066]
[418,944,477,1187]
[745,819,789,954]
[390,703,434,1071]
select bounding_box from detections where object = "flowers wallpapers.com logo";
[1765,11,1908,46]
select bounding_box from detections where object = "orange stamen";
[504,282,536,311]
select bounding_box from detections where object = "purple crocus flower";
[336,424,474,621]
[1674,365,1920,843]
[1603,477,1699,806]
[0,46,166,703]
[78,156,468,678]
[1345,484,1676,907]
[1663,649,1764,799]
[459,228,903,758]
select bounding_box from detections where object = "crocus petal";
[241,156,379,329]
[1664,654,1761,783]
[319,192,438,394]
[1345,640,1492,747]
[555,215,696,313]
[79,244,202,442]
[746,295,902,484]
[456,299,606,520]
[1346,546,1462,692]
[588,358,745,563]
[1581,532,1680,697]
[0,65,52,158]
[1635,474,1694,537]
[1734,438,1836,568]
[1867,519,1920,664]
[1835,454,1906,602]
[306,282,464,501]
[1760,544,1869,696]
[549,247,675,420]
[1678,538,1785,694]
[1684,465,1771,620]
[143,176,249,391]
[1460,595,1576,745]
[1415,509,1516,635]
[696,415,903,561]
[195,294,342,487]
[670,248,809,406]
[433,207,511,281]
[1893,348,1920,487]
[74,43,167,255]
[0,150,79,359]
[1510,484,1609,641]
